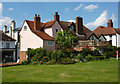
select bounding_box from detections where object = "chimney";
[11,20,16,30]
[54,12,60,22]
[3,25,7,33]
[76,16,84,35]
[9,26,12,37]
[34,14,40,30]
[107,19,113,27]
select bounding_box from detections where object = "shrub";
[45,60,56,65]
[94,56,105,60]
[85,54,94,62]
[92,49,102,56]
[21,60,29,65]
[104,51,115,59]
[75,54,84,62]
[82,48,91,57]
[60,57,76,64]
[46,51,52,60]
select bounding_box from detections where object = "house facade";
[19,12,107,62]
[3,21,21,61]
[0,31,16,63]
[93,19,120,47]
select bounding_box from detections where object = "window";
[6,43,10,48]
[24,26,27,30]
[55,29,58,33]
[47,41,53,46]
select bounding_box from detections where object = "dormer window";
[24,26,27,30]
[55,29,58,33]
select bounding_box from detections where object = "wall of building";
[99,35,106,41]
[45,28,53,37]
[105,35,110,41]
[43,40,56,51]
[0,41,15,49]
[52,21,62,38]
[112,35,117,46]
[117,34,120,47]
[88,35,98,41]
[19,21,43,51]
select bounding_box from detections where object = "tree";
[56,30,77,50]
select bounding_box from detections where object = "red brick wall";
[19,51,26,62]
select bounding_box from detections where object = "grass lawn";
[2,58,118,82]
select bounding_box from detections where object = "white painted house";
[0,31,16,63]
[93,19,120,47]
[3,21,21,61]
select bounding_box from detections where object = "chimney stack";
[3,25,7,33]
[76,16,84,35]
[54,12,60,22]
[34,14,40,30]
[11,20,16,30]
[107,19,113,27]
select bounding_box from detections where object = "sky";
[0,2,118,31]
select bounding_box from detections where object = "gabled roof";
[0,31,16,41]
[93,26,120,35]
[25,20,55,40]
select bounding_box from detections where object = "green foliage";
[85,54,94,62]
[75,54,84,61]
[82,48,91,57]
[92,49,102,56]
[104,45,118,59]
[21,60,29,65]
[94,56,105,60]
[45,60,56,65]
[46,51,52,60]
[60,57,76,64]
[56,30,77,49]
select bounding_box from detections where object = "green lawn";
[2,58,118,82]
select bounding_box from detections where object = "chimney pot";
[34,14,41,30]
[107,19,113,27]
[35,14,37,17]
[54,12,60,22]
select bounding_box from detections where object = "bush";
[45,60,56,65]
[104,51,115,59]
[82,48,91,57]
[94,56,105,60]
[46,51,52,60]
[85,54,94,62]
[92,49,102,56]
[60,57,76,64]
[21,60,29,65]
[75,54,84,62]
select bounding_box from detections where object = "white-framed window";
[55,29,59,33]
[24,26,27,30]
[6,43,10,48]
[47,41,53,46]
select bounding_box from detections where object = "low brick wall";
[19,51,26,62]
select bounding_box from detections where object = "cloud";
[84,4,98,12]
[0,16,13,29]
[68,20,76,23]
[85,10,108,29]
[110,14,117,22]
[8,8,14,11]
[74,3,82,11]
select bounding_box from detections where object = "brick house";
[19,12,107,62]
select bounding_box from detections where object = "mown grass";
[2,58,118,82]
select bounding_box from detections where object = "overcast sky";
[0,2,118,30]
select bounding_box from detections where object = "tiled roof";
[25,20,55,40]
[93,26,120,35]
[0,31,16,41]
